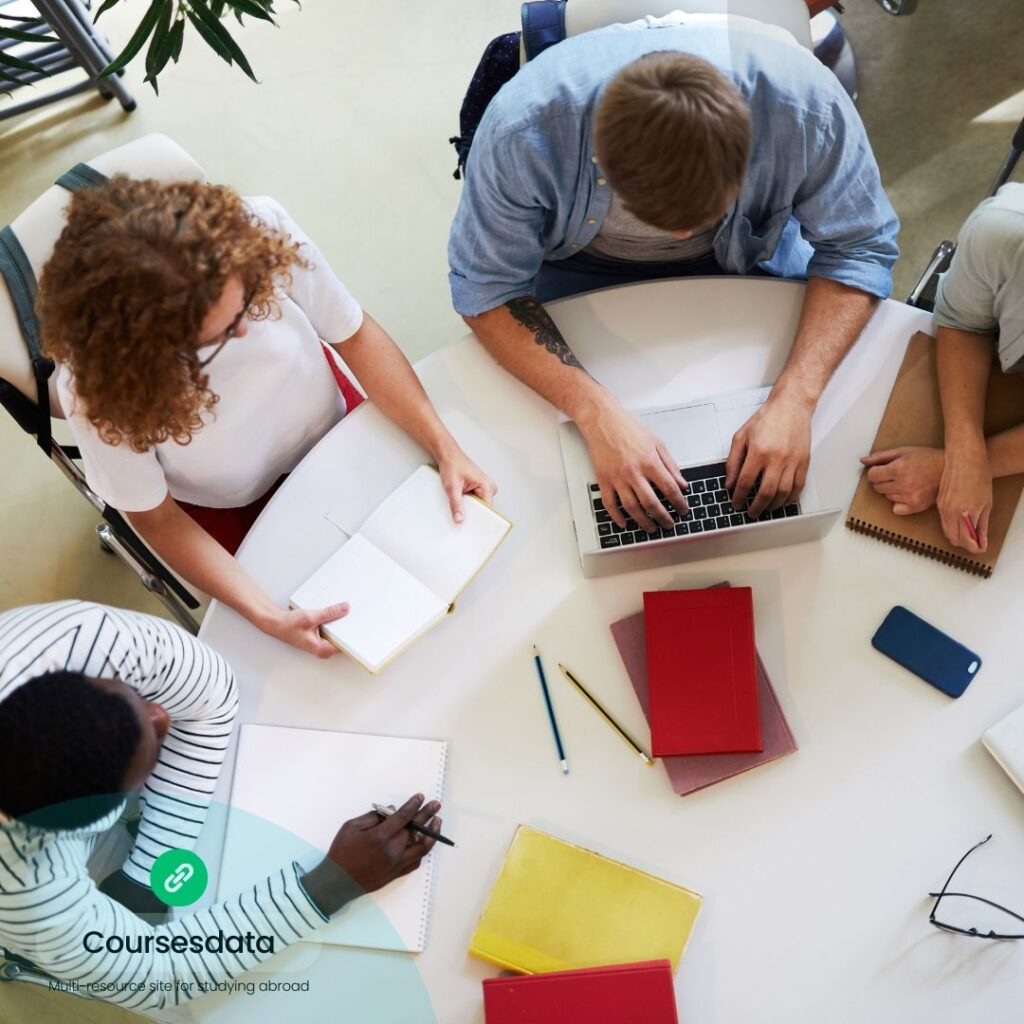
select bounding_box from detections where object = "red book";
[644,587,762,756]
[482,960,678,1023]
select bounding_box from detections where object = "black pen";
[372,803,456,847]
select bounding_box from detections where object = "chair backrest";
[562,0,813,49]
[0,134,204,418]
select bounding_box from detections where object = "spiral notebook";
[219,724,447,953]
[846,331,1024,577]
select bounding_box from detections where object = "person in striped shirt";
[0,601,441,1012]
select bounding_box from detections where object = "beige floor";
[1,1,1023,1022]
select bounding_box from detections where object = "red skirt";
[178,345,364,555]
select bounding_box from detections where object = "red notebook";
[482,960,678,1023]
[644,587,762,756]
[611,590,797,797]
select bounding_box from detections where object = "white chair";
[0,133,205,632]
[518,0,862,98]
[559,0,813,50]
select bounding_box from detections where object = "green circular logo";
[150,849,208,907]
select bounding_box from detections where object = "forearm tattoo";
[505,296,584,370]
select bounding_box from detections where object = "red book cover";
[643,587,762,756]
[483,960,678,1024]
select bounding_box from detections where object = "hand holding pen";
[301,794,442,913]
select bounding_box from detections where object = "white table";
[195,278,1024,1024]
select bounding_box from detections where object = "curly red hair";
[39,176,306,452]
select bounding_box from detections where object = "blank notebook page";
[359,465,510,603]
[290,533,445,671]
[220,724,448,953]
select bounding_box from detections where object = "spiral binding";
[845,518,992,578]
[416,740,449,952]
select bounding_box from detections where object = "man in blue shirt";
[449,20,899,528]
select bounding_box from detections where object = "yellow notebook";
[469,826,702,974]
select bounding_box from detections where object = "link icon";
[151,850,208,907]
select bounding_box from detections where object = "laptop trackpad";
[638,403,723,465]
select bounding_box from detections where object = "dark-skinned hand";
[329,793,441,891]
[301,793,442,915]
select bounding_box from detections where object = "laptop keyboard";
[591,461,800,549]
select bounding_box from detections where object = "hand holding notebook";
[290,465,511,672]
[848,331,1024,577]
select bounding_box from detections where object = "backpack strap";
[0,162,108,454]
[56,162,110,192]
[450,32,521,180]
[520,0,567,62]
[0,225,52,454]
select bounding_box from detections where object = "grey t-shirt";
[584,189,719,263]
[933,182,1024,373]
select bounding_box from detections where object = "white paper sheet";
[219,725,448,953]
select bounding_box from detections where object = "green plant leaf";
[225,0,276,24]
[185,7,232,62]
[168,18,185,63]
[100,0,170,77]
[143,0,173,92]
[0,26,60,44]
[185,1,258,82]
[0,65,26,89]
[0,48,47,73]
[94,0,123,20]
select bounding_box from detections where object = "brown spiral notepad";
[846,331,1024,578]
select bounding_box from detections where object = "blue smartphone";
[871,606,981,698]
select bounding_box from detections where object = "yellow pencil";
[558,663,655,766]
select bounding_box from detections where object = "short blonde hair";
[595,52,751,231]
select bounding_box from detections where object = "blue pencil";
[533,645,569,775]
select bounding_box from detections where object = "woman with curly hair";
[39,176,495,657]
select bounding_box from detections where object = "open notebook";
[219,724,448,953]
[847,331,1024,578]
[291,465,511,672]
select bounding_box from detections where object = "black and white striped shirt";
[0,602,330,1010]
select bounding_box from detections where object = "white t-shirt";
[56,197,364,511]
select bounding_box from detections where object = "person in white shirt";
[861,183,1024,553]
[0,601,441,1012]
[38,177,495,657]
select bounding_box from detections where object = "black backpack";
[449,1,568,179]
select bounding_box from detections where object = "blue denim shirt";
[448,21,899,316]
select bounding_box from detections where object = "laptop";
[559,387,841,578]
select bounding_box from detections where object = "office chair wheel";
[811,10,858,102]
[875,0,918,14]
